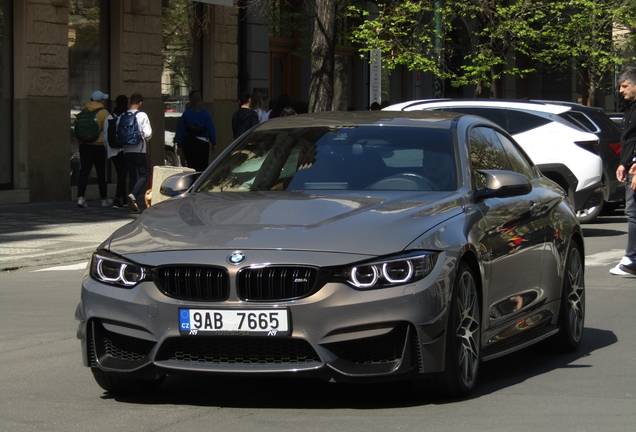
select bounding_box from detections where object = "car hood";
[106,192,465,256]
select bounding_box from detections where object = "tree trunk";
[308,0,337,112]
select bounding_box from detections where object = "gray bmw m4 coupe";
[76,111,585,398]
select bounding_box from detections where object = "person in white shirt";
[102,94,129,209]
[119,92,152,213]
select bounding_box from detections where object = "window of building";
[68,0,108,186]
[162,0,200,164]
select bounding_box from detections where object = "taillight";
[574,140,599,154]
[608,141,621,155]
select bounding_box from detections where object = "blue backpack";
[116,111,142,146]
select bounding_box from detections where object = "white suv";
[384,100,604,222]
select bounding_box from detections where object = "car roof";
[256,110,461,130]
[384,99,571,115]
[529,99,609,115]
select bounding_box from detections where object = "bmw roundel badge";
[228,252,246,265]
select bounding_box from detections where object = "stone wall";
[121,0,163,99]
[22,0,68,98]
[1,0,240,205]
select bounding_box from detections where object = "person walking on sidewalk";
[75,90,111,208]
[102,95,129,209]
[232,92,259,139]
[613,67,636,275]
[175,90,217,172]
[119,93,152,213]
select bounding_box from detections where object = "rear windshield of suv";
[559,112,599,133]
[558,110,622,136]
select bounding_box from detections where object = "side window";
[507,110,551,134]
[469,127,512,189]
[442,107,509,131]
[495,131,535,180]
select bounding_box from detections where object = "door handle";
[530,202,541,216]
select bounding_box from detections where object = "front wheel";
[435,262,481,398]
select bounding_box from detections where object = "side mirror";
[476,169,532,200]
[160,172,200,197]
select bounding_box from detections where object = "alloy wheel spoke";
[566,250,584,341]
[455,272,480,385]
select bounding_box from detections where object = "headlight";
[90,250,153,288]
[337,252,438,289]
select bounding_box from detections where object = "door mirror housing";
[476,169,532,200]
[160,172,200,197]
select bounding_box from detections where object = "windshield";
[196,126,457,192]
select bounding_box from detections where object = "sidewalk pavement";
[0,200,141,272]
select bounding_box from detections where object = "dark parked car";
[606,112,624,128]
[533,101,624,218]
[76,111,585,398]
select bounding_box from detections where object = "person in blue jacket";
[176,91,217,172]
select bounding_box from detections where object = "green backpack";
[74,107,104,143]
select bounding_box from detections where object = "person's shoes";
[127,193,139,213]
[619,261,636,275]
[77,197,88,208]
[101,198,113,208]
[112,198,123,209]
[610,256,632,275]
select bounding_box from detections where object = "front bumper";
[75,251,454,383]
[573,181,604,211]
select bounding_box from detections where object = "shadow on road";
[103,327,616,408]
[582,227,626,237]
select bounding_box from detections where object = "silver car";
[76,111,585,398]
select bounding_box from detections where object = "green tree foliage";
[248,0,356,112]
[534,0,636,106]
[348,0,636,102]
[162,0,196,94]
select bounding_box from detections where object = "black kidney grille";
[238,266,318,301]
[156,337,321,365]
[156,266,230,301]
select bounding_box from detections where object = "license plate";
[179,308,290,336]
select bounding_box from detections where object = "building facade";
[0,0,238,205]
[1,0,625,205]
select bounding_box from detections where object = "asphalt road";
[0,210,635,432]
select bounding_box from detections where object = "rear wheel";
[91,369,165,395]
[164,148,179,167]
[551,242,585,352]
[576,201,603,224]
[435,262,481,398]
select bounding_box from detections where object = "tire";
[551,242,585,352]
[435,262,481,398]
[164,148,179,167]
[576,200,603,224]
[91,369,165,395]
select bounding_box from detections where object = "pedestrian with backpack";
[74,90,111,208]
[102,95,129,209]
[117,93,152,213]
[175,90,217,172]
